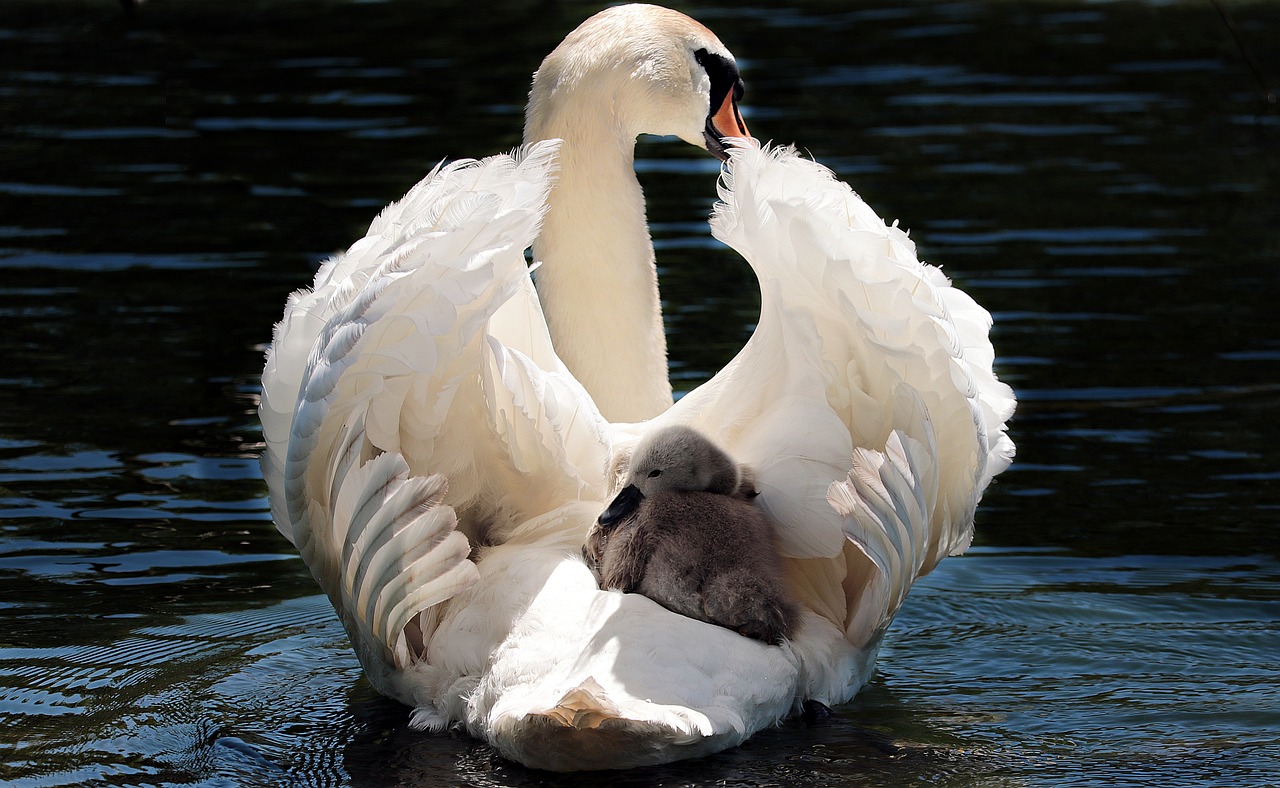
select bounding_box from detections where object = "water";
[2,0,1277,785]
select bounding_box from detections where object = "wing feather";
[673,140,1014,649]
[259,139,610,678]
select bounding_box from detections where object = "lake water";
[1,0,1277,785]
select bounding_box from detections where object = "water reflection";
[0,0,1277,784]
[10,550,1274,785]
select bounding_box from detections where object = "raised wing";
[258,140,612,673]
[672,141,1015,647]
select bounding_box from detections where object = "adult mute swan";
[259,3,1015,772]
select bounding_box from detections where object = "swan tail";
[496,678,709,771]
[529,677,625,730]
[487,661,763,770]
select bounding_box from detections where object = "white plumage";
[259,4,1014,771]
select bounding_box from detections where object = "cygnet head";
[629,424,740,496]
[599,425,740,526]
[524,4,750,159]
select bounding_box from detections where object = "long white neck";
[525,103,674,423]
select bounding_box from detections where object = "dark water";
[2,0,1278,785]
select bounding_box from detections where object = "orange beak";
[711,90,750,139]
[705,91,751,161]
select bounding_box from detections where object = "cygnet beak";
[598,484,644,527]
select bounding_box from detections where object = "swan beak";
[598,484,644,527]
[704,91,751,162]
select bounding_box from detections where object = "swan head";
[599,425,741,526]
[525,4,750,160]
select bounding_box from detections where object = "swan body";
[259,4,1014,771]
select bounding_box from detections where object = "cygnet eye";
[648,469,662,478]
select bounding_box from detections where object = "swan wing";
[259,140,612,676]
[672,140,1015,647]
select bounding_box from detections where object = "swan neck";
[526,123,673,424]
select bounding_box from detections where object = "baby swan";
[585,425,799,645]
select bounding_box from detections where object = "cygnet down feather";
[585,425,800,645]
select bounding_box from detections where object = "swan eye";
[648,469,662,478]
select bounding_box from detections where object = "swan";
[258,3,1015,772]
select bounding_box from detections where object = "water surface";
[1,0,1277,785]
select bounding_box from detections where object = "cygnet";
[585,425,799,645]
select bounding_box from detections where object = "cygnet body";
[586,425,799,645]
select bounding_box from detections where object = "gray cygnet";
[585,425,799,645]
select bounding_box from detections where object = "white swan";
[258,4,1015,772]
